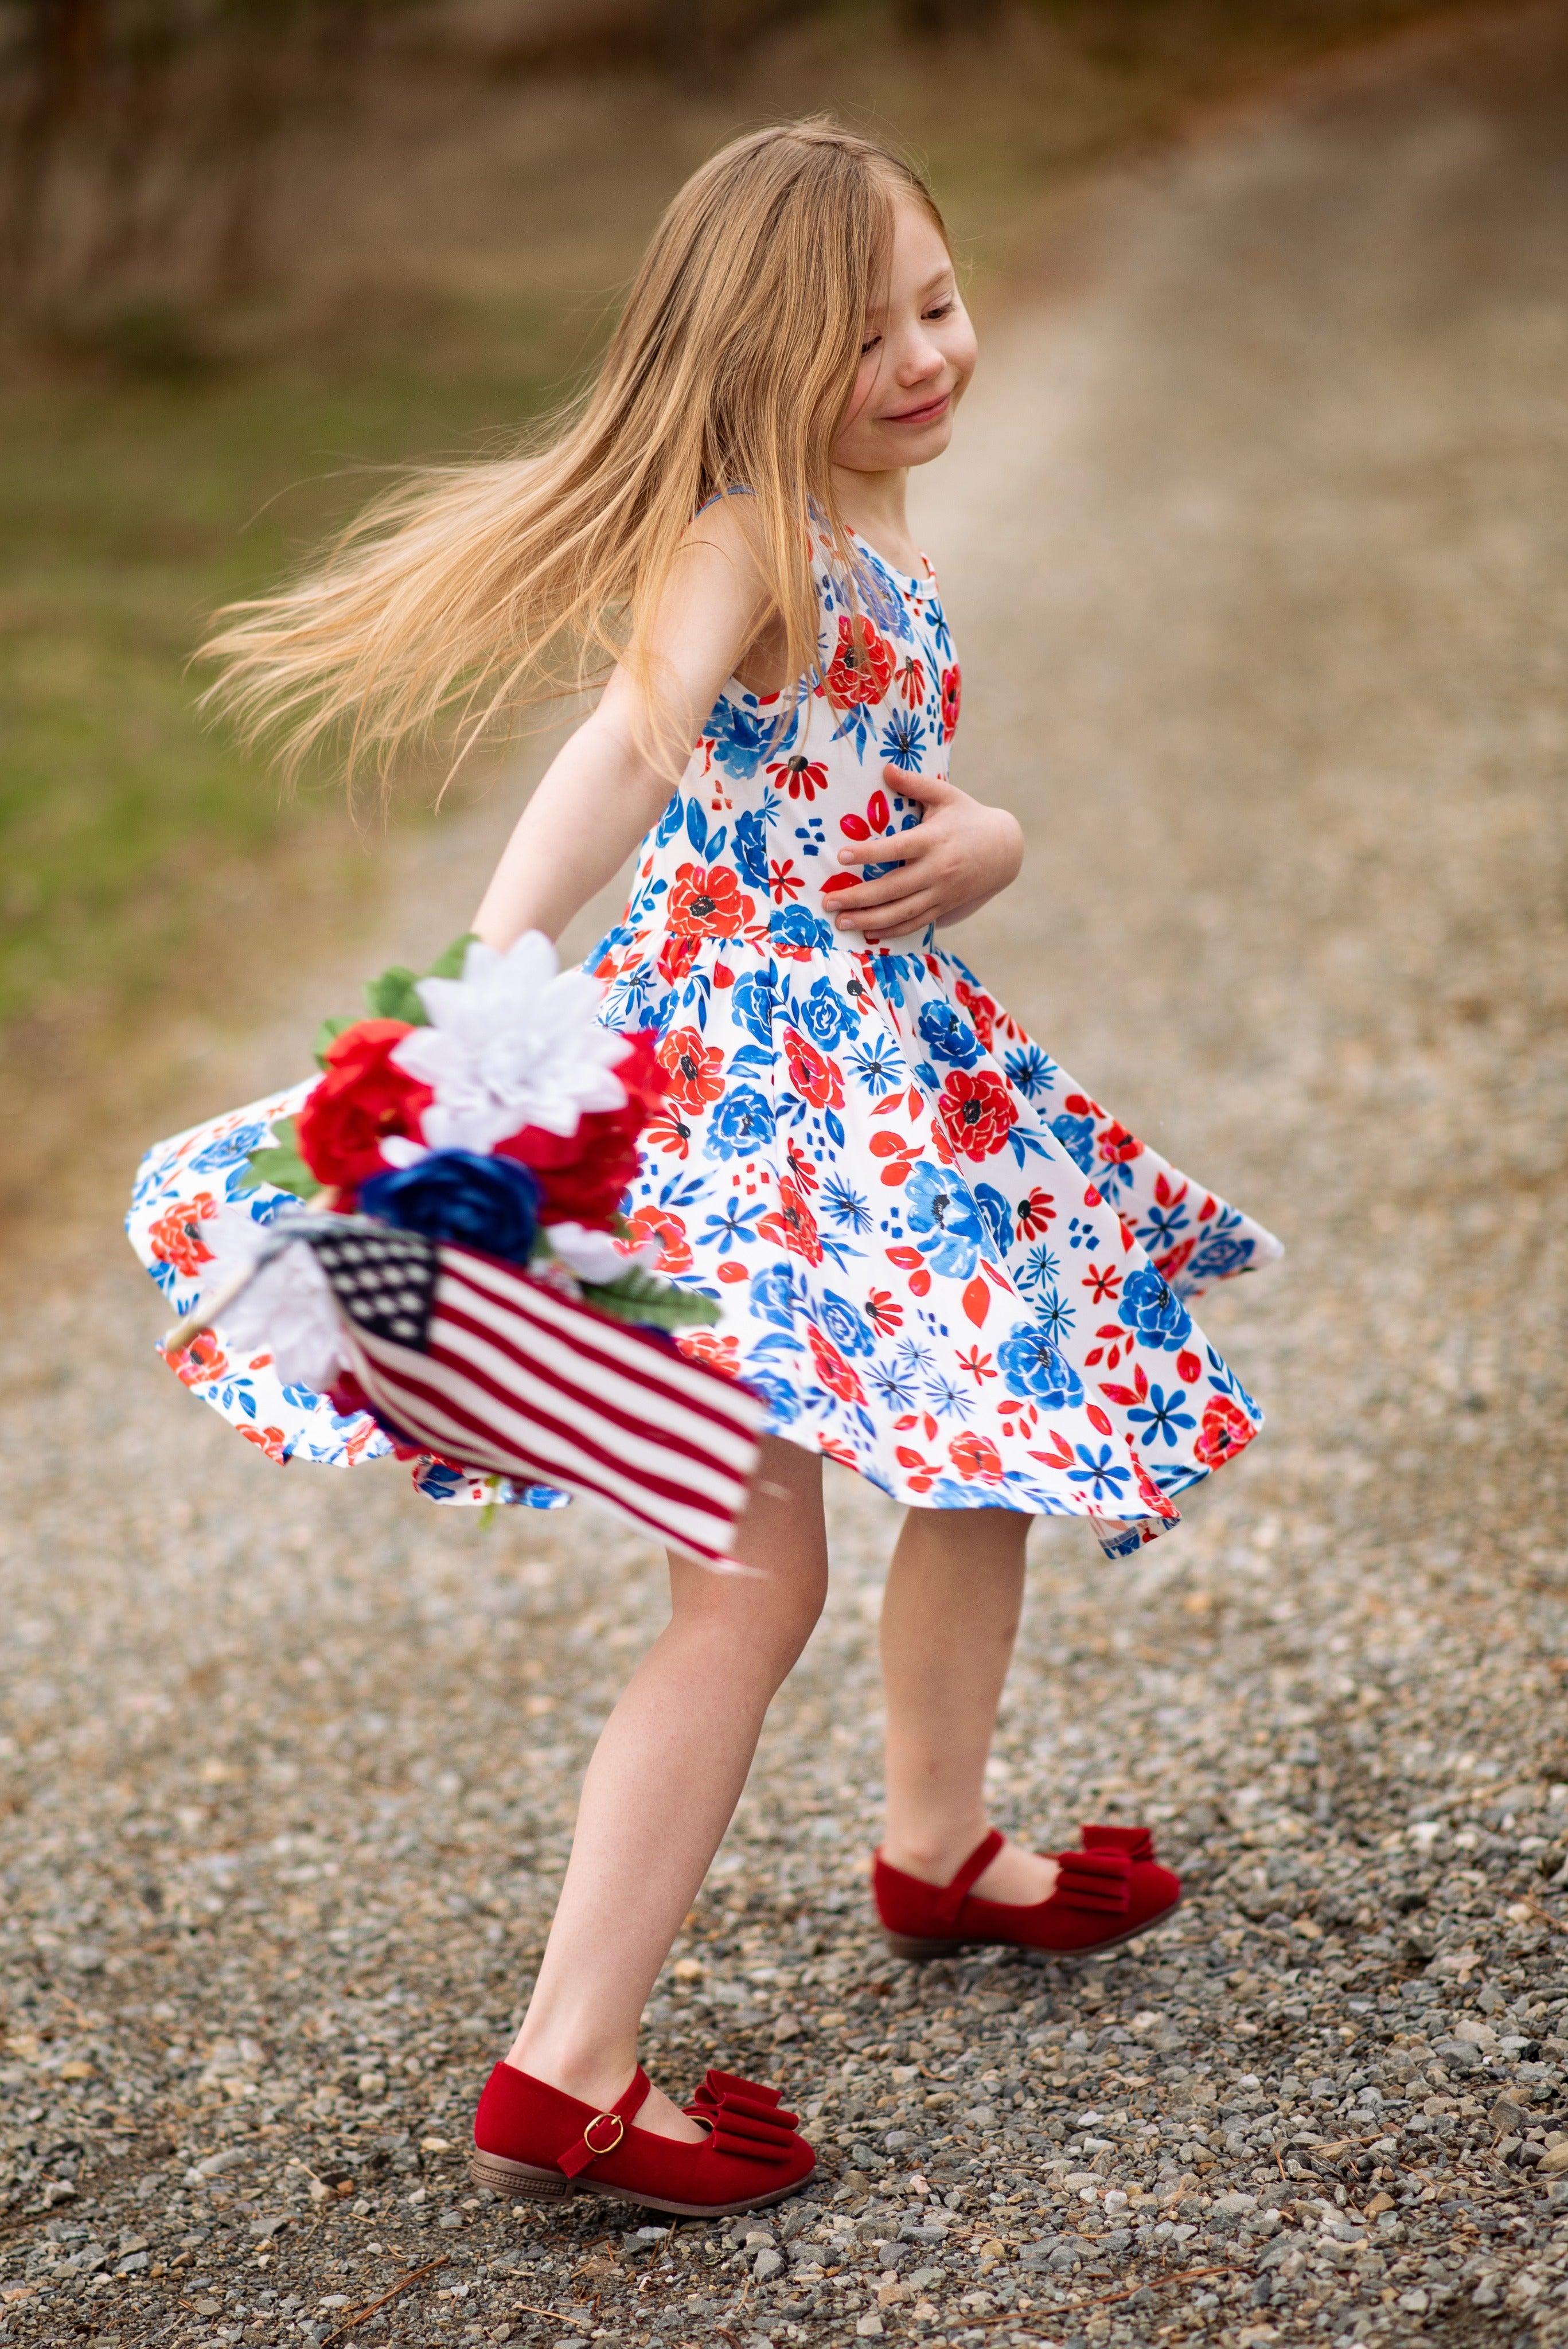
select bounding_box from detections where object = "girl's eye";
[925,301,954,322]
[860,335,881,356]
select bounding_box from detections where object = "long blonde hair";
[203,120,950,789]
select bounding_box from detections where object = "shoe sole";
[880,1892,1182,1964]
[468,2145,816,2219]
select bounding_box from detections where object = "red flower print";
[948,1430,1004,1484]
[769,860,804,904]
[786,1139,820,1192]
[767,754,829,800]
[623,1205,693,1275]
[938,1067,1018,1161]
[809,1324,864,1403]
[956,1345,996,1384]
[1153,1236,1197,1285]
[1083,1262,1123,1304]
[148,1189,220,1278]
[865,1288,904,1336]
[667,861,754,939]
[1015,1186,1056,1239]
[238,1423,289,1464]
[1196,1395,1256,1466]
[677,1329,743,1378]
[297,1017,435,1188]
[643,1107,692,1160]
[896,654,927,706]
[657,932,700,985]
[758,1178,822,1265]
[1099,1121,1143,1166]
[657,1025,726,1113]
[953,977,996,1049]
[170,1328,228,1387]
[939,663,962,741]
[824,614,895,707]
[782,1028,844,1111]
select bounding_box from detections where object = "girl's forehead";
[881,202,954,291]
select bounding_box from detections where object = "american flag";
[286,1219,763,1566]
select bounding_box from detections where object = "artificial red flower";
[938,1067,1018,1161]
[667,861,754,939]
[497,1031,665,1230]
[296,1019,435,1188]
[824,615,895,707]
[782,1027,844,1111]
[939,663,962,741]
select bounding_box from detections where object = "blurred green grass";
[0,0,1453,1059]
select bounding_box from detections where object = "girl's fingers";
[836,892,939,932]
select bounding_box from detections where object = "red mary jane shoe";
[470,2061,816,2217]
[873,1823,1180,1962]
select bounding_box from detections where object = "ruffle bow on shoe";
[470,2059,815,2217]
[874,1822,1180,1961]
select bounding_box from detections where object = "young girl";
[166,122,1280,2218]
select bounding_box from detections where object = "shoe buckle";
[582,2112,625,2156]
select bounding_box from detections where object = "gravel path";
[5,11,1568,2349]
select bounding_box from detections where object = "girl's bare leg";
[506,1438,827,2141]
[879,1507,1058,1906]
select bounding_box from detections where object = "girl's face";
[834,195,976,477]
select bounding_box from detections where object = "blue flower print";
[1117,1266,1193,1353]
[1126,1383,1197,1450]
[844,1032,905,1096]
[730,968,777,1047]
[795,975,853,1050]
[699,1199,767,1254]
[904,1161,986,1280]
[747,1369,803,1425]
[734,806,773,889]
[972,1182,1013,1260]
[996,1322,1086,1410]
[872,951,911,1006]
[880,711,927,769]
[818,1291,876,1357]
[1067,1443,1132,1503]
[1184,1230,1257,1285]
[705,1086,775,1160]
[751,1262,798,1329]
[1004,1044,1058,1099]
[706,693,783,781]
[769,904,834,956]
[916,998,983,1068]
[654,790,685,846]
[1137,1196,1191,1254]
[1035,1286,1076,1343]
[820,1174,872,1232]
[1051,1111,1097,1174]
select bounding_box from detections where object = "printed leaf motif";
[962,1277,989,1327]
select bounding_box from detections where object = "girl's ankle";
[505,2039,639,2110]
[880,1825,993,1884]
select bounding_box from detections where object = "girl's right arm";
[472,506,769,950]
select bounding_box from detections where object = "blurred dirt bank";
[1,6,1568,2346]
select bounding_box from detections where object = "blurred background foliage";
[1,0,1454,1070]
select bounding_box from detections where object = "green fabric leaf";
[362,965,425,1024]
[424,932,478,980]
[579,1267,720,1330]
[235,1115,325,1202]
[313,1013,353,1069]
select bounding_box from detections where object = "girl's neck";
[832,465,918,576]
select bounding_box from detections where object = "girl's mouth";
[884,391,951,427]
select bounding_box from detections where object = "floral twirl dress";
[585,525,1281,1553]
[126,523,1280,1551]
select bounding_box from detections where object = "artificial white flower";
[391,931,630,1156]
[220,1239,351,1395]
[545,1223,661,1284]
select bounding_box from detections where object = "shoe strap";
[557,2065,652,2179]
[933,1828,1007,1929]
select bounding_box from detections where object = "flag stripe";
[333,1240,762,1564]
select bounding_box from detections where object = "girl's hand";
[828,762,1024,939]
